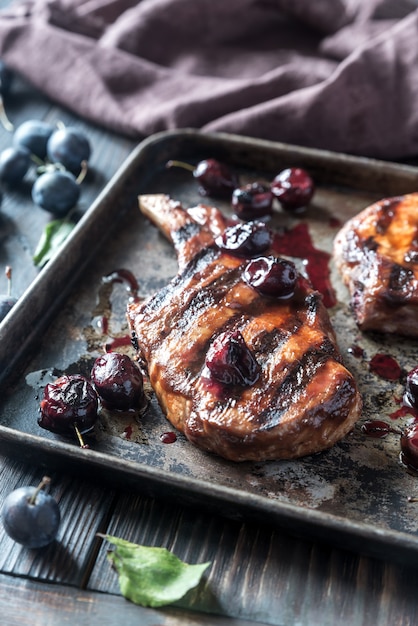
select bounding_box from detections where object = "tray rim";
[1,128,418,564]
[1,421,418,564]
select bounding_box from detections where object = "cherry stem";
[76,160,88,184]
[74,423,90,449]
[30,154,45,167]
[166,159,195,173]
[0,97,13,132]
[5,266,12,297]
[28,476,51,506]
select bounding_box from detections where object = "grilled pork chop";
[333,192,418,337]
[127,194,362,461]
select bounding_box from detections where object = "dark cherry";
[243,255,298,298]
[194,159,238,197]
[91,352,144,410]
[166,158,238,198]
[400,424,418,472]
[215,221,272,257]
[404,366,418,409]
[271,167,315,211]
[39,374,98,437]
[231,182,273,220]
[204,330,260,387]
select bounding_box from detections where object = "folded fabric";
[0,0,417,159]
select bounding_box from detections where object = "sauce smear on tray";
[272,223,336,307]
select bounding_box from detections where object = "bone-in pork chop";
[333,192,418,337]
[127,194,362,461]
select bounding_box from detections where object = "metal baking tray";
[1,129,418,565]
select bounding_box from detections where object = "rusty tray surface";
[1,129,418,564]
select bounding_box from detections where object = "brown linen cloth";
[0,0,417,159]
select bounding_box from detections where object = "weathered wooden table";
[0,62,418,626]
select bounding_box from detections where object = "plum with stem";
[2,476,60,548]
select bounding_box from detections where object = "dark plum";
[47,126,91,174]
[0,295,17,321]
[244,255,298,298]
[404,366,418,409]
[32,169,80,216]
[231,182,273,221]
[0,146,31,185]
[167,158,239,198]
[2,476,60,548]
[215,221,272,257]
[204,330,260,387]
[39,374,98,441]
[0,266,17,322]
[13,120,55,160]
[400,423,418,472]
[271,167,315,212]
[91,352,144,410]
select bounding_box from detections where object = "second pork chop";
[334,192,418,336]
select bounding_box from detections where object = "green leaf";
[100,534,211,608]
[33,219,75,267]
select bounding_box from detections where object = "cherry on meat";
[215,221,272,257]
[231,182,274,221]
[166,158,239,198]
[204,330,260,387]
[2,476,60,548]
[91,352,144,410]
[39,374,98,446]
[244,255,298,298]
[271,167,315,212]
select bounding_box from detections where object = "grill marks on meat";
[128,194,362,461]
[333,193,418,336]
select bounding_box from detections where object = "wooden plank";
[0,572,267,626]
[0,455,116,586]
[87,491,418,626]
[4,453,402,626]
